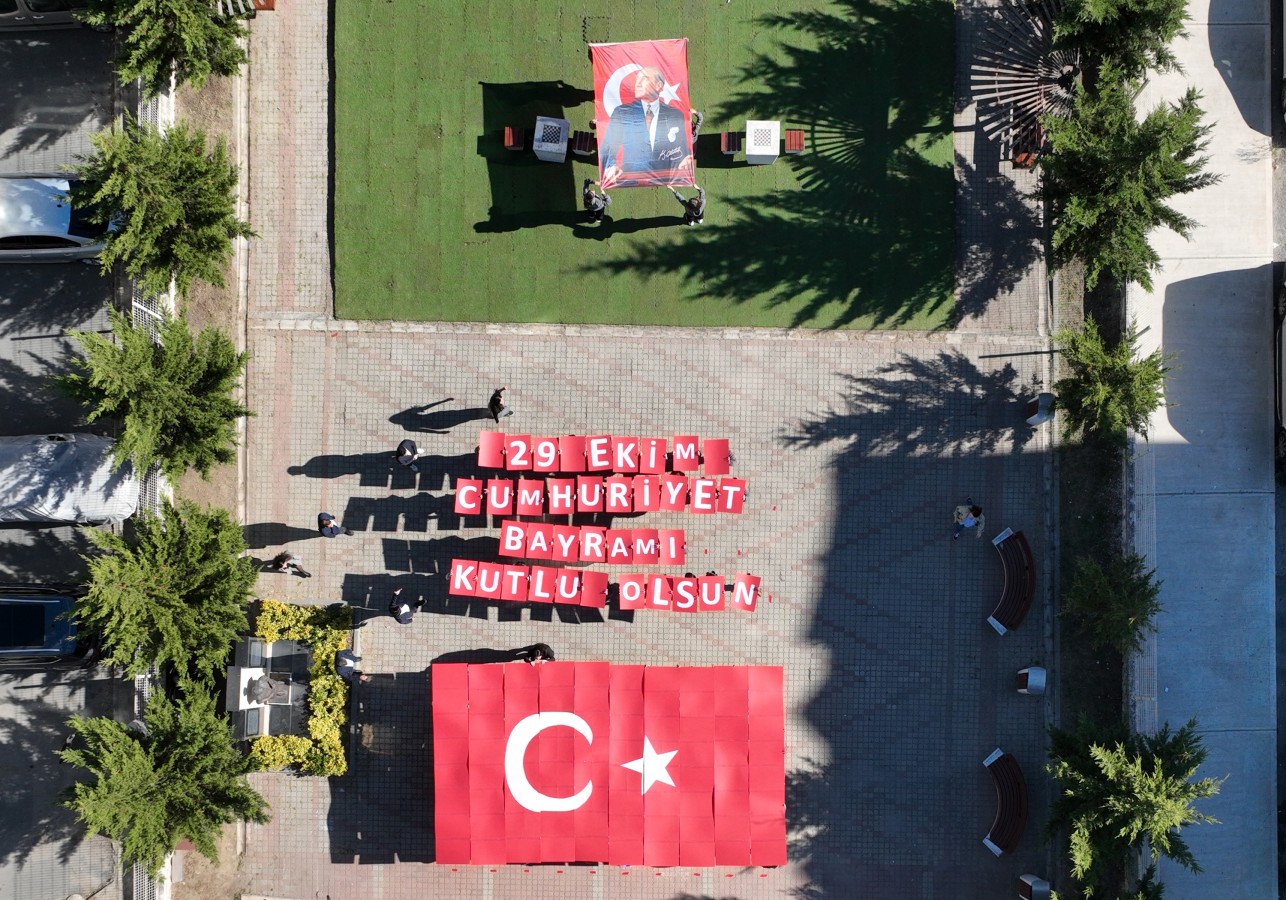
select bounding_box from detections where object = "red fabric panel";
[660,474,689,511]
[731,573,762,612]
[454,477,484,515]
[557,435,587,472]
[504,434,533,471]
[658,529,685,565]
[646,574,673,611]
[498,520,527,558]
[632,474,661,511]
[579,570,608,608]
[530,436,560,473]
[485,479,514,516]
[671,577,700,612]
[671,434,700,471]
[698,575,726,611]
[477,430,506,469]
[607,665,645,864]
[516,478,545,515]
[585,435,613,471]
[528,566,558,603]
[604,475,633,513]
[449,559,478,596]
[500,565,529,601]
[579,526,606,563]
[717,477,747,513]
[638,437,668,474]
[551,525,580,563]
[547,478,576,515]
[702,438,730,476]
[617,574,647,610]
[576,476,604,512]
[632,528,660,564]
[525,523,553,560]
[689,477,718,514]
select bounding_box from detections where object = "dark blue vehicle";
[0,585,80,665]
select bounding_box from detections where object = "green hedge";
[249,600,352,776]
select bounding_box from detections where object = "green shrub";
[1061,553,1163,655]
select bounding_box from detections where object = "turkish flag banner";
[432,662,785,866]
[591,40,695,190]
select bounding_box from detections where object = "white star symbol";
[660,81,682,105]
[620,736,678,794]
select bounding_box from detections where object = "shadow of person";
[573,215,681,241]
[431,647,529,665]
[286,452,394,479]
[243,522,327,549]
[390,402,491,434]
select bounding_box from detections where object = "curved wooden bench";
[988,527,1035,634]
[983,748,1028,856]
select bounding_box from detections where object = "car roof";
[0,177,73,238]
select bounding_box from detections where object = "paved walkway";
[237,3,1059,898]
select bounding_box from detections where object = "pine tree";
[58,307,251,480]
[1055,0,1188,81]
[1062,553,1163,655]
[1048,719,1221,894]
[60,686,270,877]
[73,499,256,679]
[1053,316,1171,447]
[78,0,251,98]
[1039,72,1219,291]
[70,116,254,299]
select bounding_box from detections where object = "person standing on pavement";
[318,513,352,537]
[394,438,420,472]
[953,501,985,539]
[336,649,370,683]
[489,386,514,421]
[388,587,423,624]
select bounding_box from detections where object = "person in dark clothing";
[488,386,513,421]
[388,587,424,625]
[671,184,705,225]
[317,513,352,537]
[394,438,419,472]
[582,179,611,223]
[517,643,555,664]
[266,551,311,578]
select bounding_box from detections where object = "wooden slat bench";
[983,748,1029,856]
[570,130,596,156]
[503,126,525,151]
[988,527,1035,635]
[784,128,805,154]
[720,131,743,155]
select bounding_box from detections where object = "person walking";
[265,551,311,578]
[336,649,370,683]
[671,184,706,226]
[394,438,420,472]
[488,386,514,421]
[318,513,352,538]
[953,500,985,539]
[388,587,424,625]
[582,179,611,223]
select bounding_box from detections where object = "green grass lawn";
[333,0,954,329]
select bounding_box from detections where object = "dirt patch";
[173,74,241,516]
[172,823,251,900]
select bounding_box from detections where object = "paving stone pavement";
[238,3,1058,899]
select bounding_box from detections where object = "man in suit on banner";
[599,65,692,189]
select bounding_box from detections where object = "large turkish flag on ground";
[432,662,785,866]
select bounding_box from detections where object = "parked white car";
[0,176,107,263]
[0,434,138,525]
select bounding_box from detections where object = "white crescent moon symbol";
[603,63,641,118]
[503,712,594,812]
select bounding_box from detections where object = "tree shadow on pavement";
[580,0,955,328]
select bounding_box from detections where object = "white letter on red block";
[529,566,555,602]
[531,437,559,472]
[661,474,689,511]
[639,438,667,474]
[606,530,633,564]
[618,575,646,610]
[673,578,698,612]
[552,526,579,562]
[555,571,581,603]
[526,524,553,559]
[731,574,761,611]
[505,435,532,470]
[647,575,673,610]
[718,478,747,514]
[586,436,612,471]
[699,576,725,610]
[486,479,514,516]
[449,559,477,595]
[632,529,659,564]
[454,478,483,515]
[690,478,717,514]
[548,478,575,515]
[632,474,659,511]
[612,436,639,472]
[576,476,604,512]
[501,565,529,601]
[477,563,503,598]
[672,435,700,471]
[605,476,632,513]
[516,479,544,516]
[579,527,605,562]
[500,521,527,557]
[659,529,685,565]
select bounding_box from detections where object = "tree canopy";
[1054,316,1172,447]
[58,307,251,480]
[1055,0,1188,81]
[73,499,256,679]
[70,116,254,299]
[60,686,269,876]
[1039,73,1218,291]
[1048,719,1221,895]
[1062,552,1164,655]
[79,0,251,98]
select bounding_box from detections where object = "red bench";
[720,131,742,155]
[988,528,1036,634]
[503,126,525,151]
[570,130,596,156]
[784,129,805,154]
